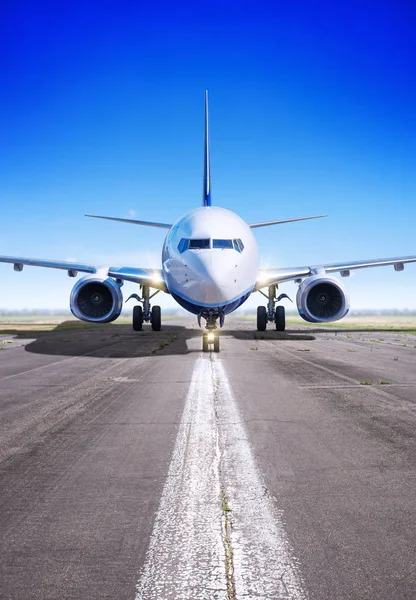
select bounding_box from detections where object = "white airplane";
[2,91,416,352]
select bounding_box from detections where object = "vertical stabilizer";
[202,90,211,206]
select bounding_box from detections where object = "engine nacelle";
[296,275,349,323]
[70,275,123,323]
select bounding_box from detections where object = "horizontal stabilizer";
[85,214,172,229]
[249,214,328,228]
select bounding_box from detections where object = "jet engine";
[296,275,349,323]
[70,275,123,323]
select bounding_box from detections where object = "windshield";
[178,238,244,253]
[189,239,210,249]
[213,239,233,249]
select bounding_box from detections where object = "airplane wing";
[107,266,166,290]
[249,214,328,228]
[256,255,416,290]
[0,256,167,291]
[85,214,172,229]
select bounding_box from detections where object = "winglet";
[202,90,211,207]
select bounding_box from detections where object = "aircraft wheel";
[213,336,220,353]
[257,306,267,331]
[202,334,209,352]
[151,305,161,331]
[275,305,286,331]
[133,305,143,331]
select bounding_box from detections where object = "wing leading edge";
[0,256,167,291]
[85,214,172,229]
[249,214,328,228]
[256,255,416,290]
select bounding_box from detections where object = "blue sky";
[1,1,415,311]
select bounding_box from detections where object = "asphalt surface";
[1,318,416,599]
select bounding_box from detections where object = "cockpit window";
[178,238,189,253]
[178,238,244,254]
[189,239,210,249]
[213,239,233,249]
[233,239,244,252]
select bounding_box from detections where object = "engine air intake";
[77,283,114,319]
[296,275,349,323]
[306,282,343,319]
[70,275,123,323]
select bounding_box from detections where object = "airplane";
[2,91,416,352]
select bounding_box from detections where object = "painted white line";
[213,357,306,599]
[135,356,306,599]
[136,357,226,599]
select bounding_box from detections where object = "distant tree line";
[0,309,72,316]
[0,308,186,316]
[1,308,416,317]
[240,308,416,316]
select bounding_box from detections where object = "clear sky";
[1,1,415,311]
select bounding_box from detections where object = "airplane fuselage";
[162,206,259,316]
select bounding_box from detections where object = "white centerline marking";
[213,358,306,599]
[136,357,225,599]
[135,356,306,600]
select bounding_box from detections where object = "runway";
[1,319,416,599]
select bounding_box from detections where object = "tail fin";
[202,90,211,207]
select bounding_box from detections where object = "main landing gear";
[257,285,291,331]
[201,313,220,353]
[127,284,161,331]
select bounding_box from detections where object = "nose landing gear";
[201,313,220,352]
[257,285,291,331]
[202,331,220,352]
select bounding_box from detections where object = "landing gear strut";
[201,313,220,353]
[126,285,161,331]
[257,285,291,331]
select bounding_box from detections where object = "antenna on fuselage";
[202,90,211,207]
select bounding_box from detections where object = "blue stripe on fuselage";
[170,287,252,316]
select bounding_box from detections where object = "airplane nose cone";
[190,253,239,304]
[206,254,235,285]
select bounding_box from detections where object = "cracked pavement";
[1,318,416,599]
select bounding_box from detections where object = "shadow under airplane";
[4,320,413,359]
[1,321,321,358]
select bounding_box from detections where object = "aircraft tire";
[133,305,143,331]
[214,336,220,352]
[151,305,162,331]
[202,334,209,352]
[275,305,286,331]
[257,306,267,331]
